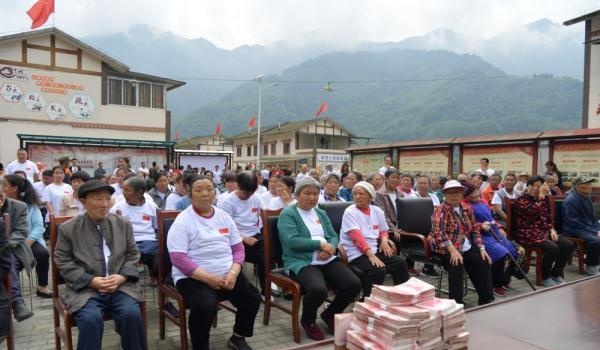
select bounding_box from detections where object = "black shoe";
[164,302,179,318]
[227,335,253,350]
[12,300,33,322]
[422,265,439,277]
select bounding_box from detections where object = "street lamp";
[255,74,264,169]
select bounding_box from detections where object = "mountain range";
[82,18,584,141]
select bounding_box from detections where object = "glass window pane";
[123,81,137,106]
[152,84,164,109]
[108,79,122,105]
[139,82,151,107]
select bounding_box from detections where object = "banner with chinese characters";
[462,145,534,177]
[399,149,450,177]
[351,152,388,175]
[28,144,168,175]
[553,142,600,187]
[316,153,351,173]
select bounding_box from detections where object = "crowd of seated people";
[0,148,597,349]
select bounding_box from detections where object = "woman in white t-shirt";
[167,177,260,350]
[110,176,159,283]
[277,177,361,341]
[42,166,73,217]
[340,181,409,298]
[268,176,296,210]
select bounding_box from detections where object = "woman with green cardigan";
[278,177,361,341]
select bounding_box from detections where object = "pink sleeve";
[170,252,199,277]
[348,229,370,253]
[231,242,245,265]
[379,230,389,239]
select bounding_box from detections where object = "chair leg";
[292,293,302,343]
[263,280,272,326]
[53,308,61,350]
[179,303,188,350]
[436,268,444,298]
[158,294,166,340]
[535,253,543,286]
[577,244,585,275]
[65,317,74,350]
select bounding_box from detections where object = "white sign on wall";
[68,94,96,119]
[23,92,45,112]
[1,83,23,102]
[46,103,67,120]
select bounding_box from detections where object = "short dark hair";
[384,168,401,178]
[41,169,53,177]
[51,165,63,174]
[71,171,91,183]
[280,176,296,191]
[480,157,489,164]
[237,171,258,193]
[504,173,517,180]
[223,172,237,183]
[526,175,544,187]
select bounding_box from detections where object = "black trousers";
[176,273,261,350]
[539,236,575,279]
[31,241,49,286]
[349,253,409,297]
[294,259,361,325]
[435,246,494,305]
[490,256,511,288]
[243,234,265,293]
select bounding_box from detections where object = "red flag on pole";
[27,0,55,29]
[248,115,257,129]
[174,131,180,140]
[315,100,328,118]
[215,122,223,135]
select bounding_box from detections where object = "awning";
[18,134,176,149]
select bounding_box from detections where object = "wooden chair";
[504,199,545,286]
[156,210,235,350]
[261,209,306,343]
[1,213,14,350]
[549,196,585,274]
[50,215,147,350]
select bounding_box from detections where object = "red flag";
[315,100,328,117]
[248,115,257,129]
[174,131,180,140]
[215,122,223,135]
[27,0,55,29]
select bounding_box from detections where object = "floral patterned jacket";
[514,193,552,245]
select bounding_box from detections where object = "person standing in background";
[6,149,39,183]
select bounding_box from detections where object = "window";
[253,145,257,156]
[247,146,252,157]
[108,79,122,105]
[107,77,164,108]
[123,80,137,106]
[236,146,242,158]
[283,142,290,154]
[152,84,164,108]
[271,143,276,155]
[138,82,151,107]
[263,144,269,156]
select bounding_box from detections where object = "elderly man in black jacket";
[54,180,146,350]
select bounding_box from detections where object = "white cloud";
[0,0,596,49]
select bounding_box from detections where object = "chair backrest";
[318,201,353,235]
[156,210,180,285]
[49,214,74,295]
[261,209,282,271]
[396,198,434,235]
[549,196,565,233]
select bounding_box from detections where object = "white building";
[0,27,184,173]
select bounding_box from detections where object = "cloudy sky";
[1,0,597,49]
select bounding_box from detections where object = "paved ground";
[12,260,588,350]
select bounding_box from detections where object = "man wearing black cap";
[562,176,600,276]
[54,180,146,350]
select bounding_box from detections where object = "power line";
[171,74,527,84]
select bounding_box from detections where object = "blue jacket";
[27,204,46,248]
[562,190,600,236]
